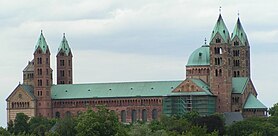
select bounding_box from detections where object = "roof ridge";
[52,80,184,86]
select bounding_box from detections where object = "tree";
[0,127,11,136]
[29,116,56,136]
[7,120,14,134]
[269,102,278,116]
[227,117,278,136]
[193,114,224,135]
[14,113,30,135]
[76,106,127,136]
[55,115,77,136]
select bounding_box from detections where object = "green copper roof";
[21,84,35,99]
[232,77,249,94]
[187,45,210,66]
[58,34,71,56]
[243,94,267,109]
[34,31,49,53]
[231,18,249,46]
[51,80,183,99]
[210,14,230,43]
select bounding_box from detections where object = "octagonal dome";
[187,45,210,66]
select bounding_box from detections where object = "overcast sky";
[1,0,278,127]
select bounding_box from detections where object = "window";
[60,60,65,66]
[233,50,240,56]
[38,79,42,86]
[68,60,71,66]
[233,60,240,67]
[68,70,71,77]
[214,47,222,54]
[142,109,147,122]
[55,112,60,118]
[46,79,49,86]
[215,57,222,65]
[60,70,65,77]
[215,69,218,77]
[121,110,126,123]
[219,69,222,76]
[131,110,137,123]
[46,69,49,75]
[37,68,42,75]
[46,58,49,64]
[234,41,239,46]
[66,111,71,117]
[216,38,221,43]
[37,57,42,64]
[152,109,158,120]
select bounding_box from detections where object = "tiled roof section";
[58,34,71,56]
[51,80,183,99]
[232,77,249,94]
[34,31,49,54]
[243,93,267,109]
[187,45,210,66]
[21,84,35,99]
[231,18,249,46]
[190,78,212,94]
[169,78,213,96]
[210,14,230,43]
[23,60,34,72]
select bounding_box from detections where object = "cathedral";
[6,13,267,123]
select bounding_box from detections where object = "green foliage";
[14,113,30,135]
[193,114,224,135]
[55,115,77,136]
[0,127,11,136]
[182,111,200,122]
[269,102,278,116]
[29,116,56,136]
[226,117,278,136]
[76,106,127,136]
[7,120,14,134]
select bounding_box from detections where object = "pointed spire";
[231,17,249,46]
[210,13,230,44]
[58,33,71,56]
[34,30,49,53]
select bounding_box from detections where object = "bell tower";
[56,33,73,84]
[33,31,53,117]
[231,17,250,77]
[209,14,233,113]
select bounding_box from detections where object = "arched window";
[65,111,71,117]
[55,112,60,118]
[152,109,158,120]
[131,110,137,123]
[121,110,126,123]
[215,69,218,77]
[142,109,147,122]
[219,69,222,76]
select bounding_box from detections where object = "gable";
[172,78,212,95]
[6,84,35,102]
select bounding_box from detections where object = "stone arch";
[121,110,126,123]
[65,111,71,117]
[131,110,137,123]
[142,109,147,122]
[152,109,158,120]
[55,112,60,118]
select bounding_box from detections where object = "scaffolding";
[163,95,216,116]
